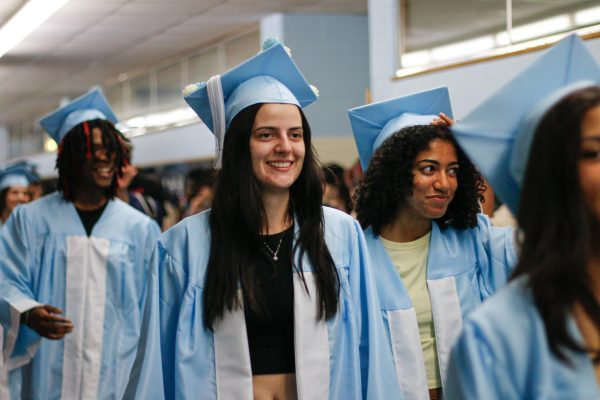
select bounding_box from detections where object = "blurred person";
[182,167,215,217]
[0,164,33,229]
[446,35,600,399]
[0,89,160,400]
[116,142,166,228]
[125,40,401,400]
[350,87,516,399]
[322,163,351,213]
[17,161,43,201]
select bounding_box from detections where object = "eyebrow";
[416,159,459,165]
[253,126,303,131]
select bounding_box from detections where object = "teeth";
[269,161,291,168]
[96,167,112,173]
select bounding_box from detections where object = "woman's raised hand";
[431,112,455,127]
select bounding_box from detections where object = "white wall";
[262,13,370,137]
[368,0,600,118]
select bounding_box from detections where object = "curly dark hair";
[354,124,485,235]
[56,118,128,201]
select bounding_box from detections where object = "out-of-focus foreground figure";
[446,34,600,399]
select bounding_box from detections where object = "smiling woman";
[0,164,33,226]
[250,103,306,194]
[125,40,401,400]
[349,87,517,399]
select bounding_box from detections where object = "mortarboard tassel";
[207,75,226,169]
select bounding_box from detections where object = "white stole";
[428,277,463,387]
[387,308,429,400]
[212,272,330,400]
[61,236,110,400]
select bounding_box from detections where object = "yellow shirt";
[381,232,442,389]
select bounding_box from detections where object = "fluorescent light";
[431,36,495,62]
[575,6,600,26]
[120,107,199,136]
[401,51,432,68]
[0,0,70,58]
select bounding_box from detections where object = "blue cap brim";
[348,86,453,169]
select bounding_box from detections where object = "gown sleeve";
[0,207,43,370]
[474,214,518,298]
[348,220,403,399]
[445,319,520,400]
[123,240,188,400]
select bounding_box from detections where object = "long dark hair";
[203,103,339,330]
[354,124,485,235]
[0,188,9,216]
[56,119,128,201]
[512,86,600,365]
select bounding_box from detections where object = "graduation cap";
[348,86,453,169]
[0,162,36,190]
[8,161,40,183]
[451,34,600,214]
[39,88,119,144]
[183,39,318,168]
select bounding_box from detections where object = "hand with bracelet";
[22,305,74,340]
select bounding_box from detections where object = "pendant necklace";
[263,219,290,262]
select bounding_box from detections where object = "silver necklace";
[263,220,290,261]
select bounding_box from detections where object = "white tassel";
[207,75,226,169]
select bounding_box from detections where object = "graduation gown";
[124,207,402,400]
[366,214,516,399]
[445,278,600,399]
[0,192,160,400]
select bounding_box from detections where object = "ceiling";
[0,0,367,125]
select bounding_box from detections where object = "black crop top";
[244,225,295,375]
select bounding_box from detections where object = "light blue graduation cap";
[39,88,118,144]
[0,162,36,190]
[183,39,318,168]
[348,86,453,169]
[451,34,600,214]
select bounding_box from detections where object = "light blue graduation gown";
[124,207,403,400]
[0,192,160,400]
[446,278,600,399]
[365,214,516,399]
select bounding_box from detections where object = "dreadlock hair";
[354,124,486,235]
[56,118,128,201]
[203,103,339,330]
[512,85,600,365]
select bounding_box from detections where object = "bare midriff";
[252,373,298,400]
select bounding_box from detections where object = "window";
[397,0,600,76]
[130,73,151,113]
[189,47,220,84]
[157,63,184,108]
